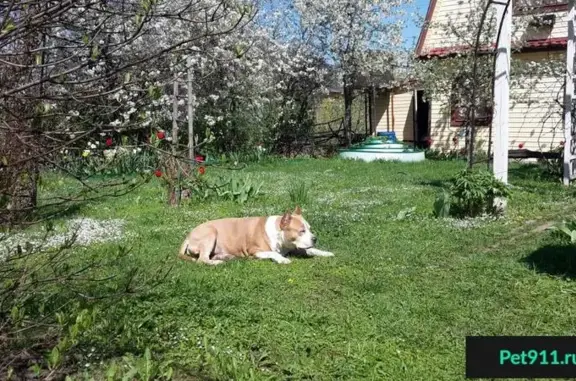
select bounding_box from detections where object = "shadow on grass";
[35,202,84,222]
[508,163,559,182]
[522,244,576,279]
[287,248,315,259]
[417,179,448,189]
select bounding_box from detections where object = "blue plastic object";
[376,131,397,143]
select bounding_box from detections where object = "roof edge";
[415,0,438,57]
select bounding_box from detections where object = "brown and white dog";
[178,206,334,265]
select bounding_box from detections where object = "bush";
[539,143,565,180]
[548,220,576,245]
[0,226,171,380]
[433,169,511,218]
[170,171,264,204]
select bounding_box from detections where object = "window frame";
[513,0,568,16]
[450,104,493,127]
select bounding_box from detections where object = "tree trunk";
[343,79,353,147]
[1,130,39,227]
[8,163,39,225]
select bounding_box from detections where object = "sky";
[257,0,431,51]
[402,0,430,48]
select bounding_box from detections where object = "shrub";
[548,220,576,244]
[0,226,171,380]
[172,171,264,204]
[433,169,511,218]
[539,142,565,180]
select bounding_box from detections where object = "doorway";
[414,90,430,148]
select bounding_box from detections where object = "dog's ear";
[280,210,292,229]
[294,205,302,215]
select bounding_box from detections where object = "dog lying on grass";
[178,206,334,265]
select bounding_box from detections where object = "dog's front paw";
[276,256,292,264]
[306,248,334,257]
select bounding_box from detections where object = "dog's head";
[279,206,317,250]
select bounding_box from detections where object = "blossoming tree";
[291,0,410,145]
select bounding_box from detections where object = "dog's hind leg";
[178,237,198,262]
[195,227,224,266]
[178,227,222,265]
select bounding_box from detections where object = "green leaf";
[91,45,100,60]
[10,306,19,322]
[47,346,61,369]
[121,366,138,381]
[1,19,16,35]
[29,364,41,377]
[105,360,118,380]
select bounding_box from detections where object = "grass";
[28,158,576,379]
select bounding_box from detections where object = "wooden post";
[492,0,512,210]
[413,90,418,149]
[171,71,181,206]
[367,87,373,135]
[187,56,194,160]
[370,85,376,135]
[564,0,576,185]
[364,90,369,136]
[172,73,179,155]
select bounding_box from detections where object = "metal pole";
[564,0,576,185]
[187,56,194,160]
[492,0,512,210]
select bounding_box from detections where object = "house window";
[514,0,568,15]
[450,76,493,127]
[450,104,493,127]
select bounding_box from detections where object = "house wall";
[421,0,479,54]
[428,51,565,152]
[420,0,568,55]
[374,89,415,142]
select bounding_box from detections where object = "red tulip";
[195,155,205,163]
[105,137,113,147]
[154,169,162,177]
[198,166,205,175]
[518,143,524,149]
[156,131,165,140]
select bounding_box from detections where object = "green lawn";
[37,158,576,380]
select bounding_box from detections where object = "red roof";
[418,38,567,59]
